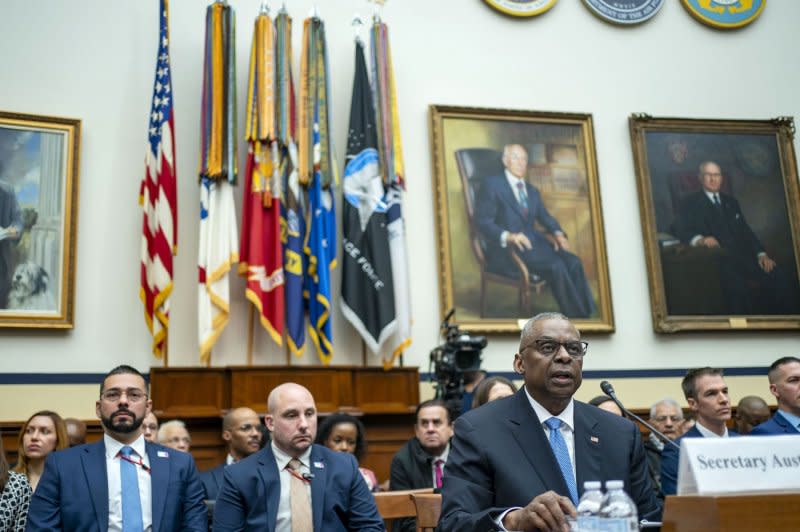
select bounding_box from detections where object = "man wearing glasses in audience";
[440,312,660,531]
[644,398,683,497]
[26,364,207,531]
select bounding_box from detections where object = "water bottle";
[574,480,604,532]
[598,480,638,532]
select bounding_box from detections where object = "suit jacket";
[673,191,764,259]
[389,437,436,532]
[474,175,563,275]
[750,412,800,435]
[439,390,660,530]
[212,444,382,532]
[659,425,740,496]
[201,463,226,501]
[25,439,207,532]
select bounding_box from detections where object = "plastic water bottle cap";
[605,480,624,490]
[583,481,602,490]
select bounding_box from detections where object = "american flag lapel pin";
[313,461,324,469]
[590,436,599,444]
[158,450,169,458]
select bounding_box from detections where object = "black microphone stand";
[601,381,680,451]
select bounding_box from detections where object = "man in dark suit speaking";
[26,365,208,531]
[672,160,799,315]
[439,313,660,531]
[212,382,382,531]
[474,144,595,318]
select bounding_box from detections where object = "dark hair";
[681,367,724,400]
[100,365,147,394]
[13,410,69,477]
[472,376,518,409]
[315,413,368,461]
[768,356,800,384]
[415,399,453,425]
[0,434,8,491]
[588,395,615,408]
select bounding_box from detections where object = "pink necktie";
[434,459,444,489]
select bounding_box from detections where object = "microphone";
[599,381,680,450]
[302,472,315,481]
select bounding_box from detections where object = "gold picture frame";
[429,105,614,334]
[629,114,800,333]
[0,111,81,328]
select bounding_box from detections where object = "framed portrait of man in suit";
[629,114,800,332]
[0,111,81,329]
[429,105,614,333]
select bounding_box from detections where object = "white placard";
[677,435,800,495]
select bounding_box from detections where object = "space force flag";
[340,40,396,354]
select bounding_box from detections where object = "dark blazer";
[201,463,226,500]
[439,390,660,530]
[26,439,207,532]
[659,425,740,496]
[389,437,436,532]
[750,412,800,435]
[212,443,382,532]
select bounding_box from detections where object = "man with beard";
[26,365,207,531]
[439,313,660,531]
[200,407,263,500]
[213,382,383,531]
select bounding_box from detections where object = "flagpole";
[247,305,255,366]
[285,342,291,366]
[361,340,367,367]
[163,334,170,368]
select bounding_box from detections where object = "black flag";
[340,40,396,353]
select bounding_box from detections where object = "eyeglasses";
[652,415,683,423]
[525,339,588,358]
[100,388,148,403]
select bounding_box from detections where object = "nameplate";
[677,435,800,495]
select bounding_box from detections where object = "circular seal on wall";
[582,0,665,25]
[681,0,765,30]
[483,0,558,18]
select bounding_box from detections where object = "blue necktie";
[119,446,144,532]
[516,181,529,217]
[544,417,578,505]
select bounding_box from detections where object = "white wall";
[0,0,797,377]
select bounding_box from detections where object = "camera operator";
[460,370,487,415]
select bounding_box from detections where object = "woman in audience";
[1,435,31,531]
[471,376,518,409]
[13,410,68,492]
[315,413,380,492]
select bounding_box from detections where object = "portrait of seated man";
[473,144,595,318]
[671,160,800,315]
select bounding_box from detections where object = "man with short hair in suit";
[660,367,738,496]
[672,160,799,315]
[212,383,382,531]
[201,407,262,500]
[734,395,771,435]
[439,312,660,531]
[474,144,595,318]
[26,364,207,531]
[389,398,454,532]
[751,356,800,435]
[644,398,683,497]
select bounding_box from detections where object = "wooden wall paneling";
[150,368,229,418]
[352,368,420,413]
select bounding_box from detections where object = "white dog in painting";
[7,262,55,311]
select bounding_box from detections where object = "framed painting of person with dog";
[429,105,614,333]
[629,114,800,333]
[0,111,81,328]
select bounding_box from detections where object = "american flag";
[140,0,177,358]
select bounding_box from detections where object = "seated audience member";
[644,398,683,496]
[661,367,737,496]
[13,411,68,491]
[751,356,800,435]
[1,435,31,532]
[460,370,487,416]
[734,395,771,435]
[158,419,192,452]
[471,376,517,409]
[316,413,380,492]
[439,313,659,531]
[588,395,623,416]
[200,407,262,500]
[258,421,270,448]
[63,418,87,447]
[142,411,159,443]
[26,364,207,531]
[212,383,383,531]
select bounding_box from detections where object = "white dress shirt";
[271,442,312,532]
[105,433,152,532]
[695,421,729,438]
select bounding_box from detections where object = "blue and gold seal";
[582,0,665,25]
[681,0,765,29]
[483,0,558,18]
